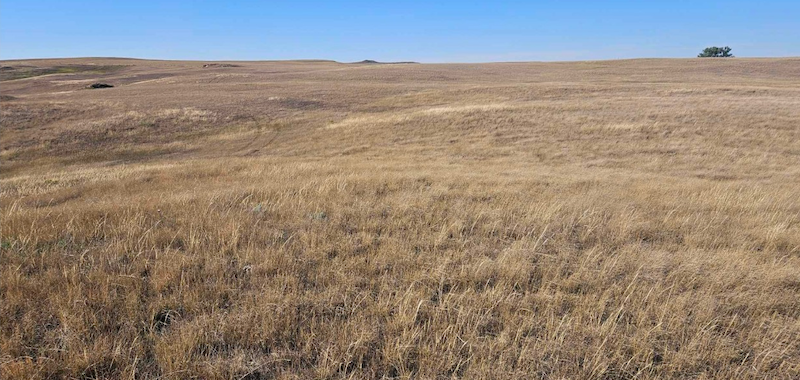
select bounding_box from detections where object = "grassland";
[1,57,799,379]
[0,64,124,82]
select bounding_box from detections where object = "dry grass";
[1,57,799,379]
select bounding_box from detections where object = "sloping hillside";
[1,58,799,379]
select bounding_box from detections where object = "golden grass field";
[1,57,799,379]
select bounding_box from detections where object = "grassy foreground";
[1,58,799,379]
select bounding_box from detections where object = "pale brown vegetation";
[1,58,799,379]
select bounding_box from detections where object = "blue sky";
[1,1,798,62]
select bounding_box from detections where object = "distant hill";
[352,59,419,65]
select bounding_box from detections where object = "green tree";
[698,46,733,57]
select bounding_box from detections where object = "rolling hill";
[1,57,799,379]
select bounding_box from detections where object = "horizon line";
[2,55,799,65]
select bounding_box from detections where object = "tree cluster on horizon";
[698,46,734,57]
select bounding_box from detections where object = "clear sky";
[1,1,798,62]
